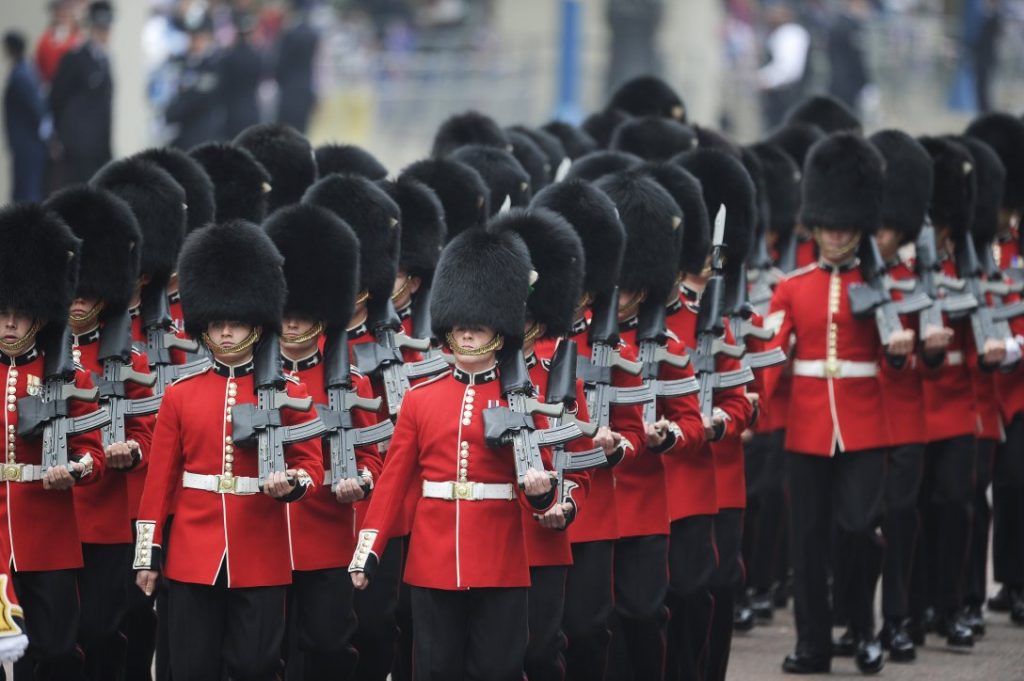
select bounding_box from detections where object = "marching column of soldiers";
[0,74,1022,681]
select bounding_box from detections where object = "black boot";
[1011,595,1024,626]
[854,637,884,675]
[961,604,986,636]
[904,616,926,647]
[749,590,774,621]
[782,652,831,674]
[935,612,974,648]
[832,628,856,657]
[987,585,1015,613]
[733,602,755,632]
[879,619,916,663]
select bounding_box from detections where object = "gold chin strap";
[391,277,412,303]
[202,328,261,356]
[69,302,104,325]
[812,228,861,260]
[281,321,324,345]
[354,290,370,306]
[523,322,542,344]
[619,292,644,320]
[0,321,41,356]
[446,331,504,356]
[573,292,593,319]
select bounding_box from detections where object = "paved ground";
[728,606,1024,680]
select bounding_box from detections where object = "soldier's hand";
[352,572,369,590]
[536,502,574,530]
[923,325,953,353]
[886,329,916,357]
[593,427,622,456]
[264,470,296,499]
[645,420,670,448]
[43,464,80,490]
[741,429,754,444]
[523,468,554,498]
[703,413,725,441]
[334,477,366,504]
[136,570,159,597]
[105,441,135,470]
[746,392,760,409]
[983,338,1007,366]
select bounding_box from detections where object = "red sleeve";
[515,413,556,514]
[352,373,384,481]
[69,369,105,486]
[761,278,794,401]
[610,344,647,460]
[658,343,705,457]
[136,384,185,549]
[717,324,755,438]
[125,351,156,472]
[561,378,595,510]
[282,380,325,489]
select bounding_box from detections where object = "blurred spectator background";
[4,0,1024,201]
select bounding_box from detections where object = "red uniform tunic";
[919,259,978,443]
[286,352,384,571]
[352,366,555,590]
[134,360,324,588]
[878,261,927,447]
[796,237,817,269]
[994,232,1024,422]
[522,354,593,567]
[665,294,753,516]
[72,327,155,544]
[1,347,105,572]
[766,262,893,455]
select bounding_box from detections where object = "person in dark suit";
[274,1,319,134]
[218,12,264,139]
[3,32,47,201]
[48,1,114,186]
[165,15,224,150]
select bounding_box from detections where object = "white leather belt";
[792,359,878,379]
[422,480,515,501]
[946,351,964,366]
[0,464,43,483]
[182,471,260,495]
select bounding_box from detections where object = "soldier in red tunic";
[767,133,915,674]
[0,203,106,679]
[265,203,385,681]
[134,220,324,681]
[45,184,158,680]
[349,228,556,681]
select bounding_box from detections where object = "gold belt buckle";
[451,481,474,501]
[216,475,237,493]
[824,359,841,379]
[2,464,21,482]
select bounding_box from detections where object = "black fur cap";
[189,142,271,223]
[234,123,318,213]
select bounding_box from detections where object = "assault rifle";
[953,236,1024,357]
[726,268,786,371]
[635,299,698,424]
[848,236,930,353]
[95,308,160,447]
[140,285,209,394]
[544,341,606,494]
[914,222,977,338]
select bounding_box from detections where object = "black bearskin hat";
[532,179,625,297]
[676,148,757,270]
[785,94,862,134]
[800,133,885,234]
[135,147,215,233]
[607,76,687,121]
[489,208,584,338]
[739,147,770,249]
[303,174,401,308]
[610,116,697,161]
[44,186,141,315]
[432,111,511,158]
[380,177,446,281]
[564,150,642,183]
[693,124,742,159]
[957,136,1005,247]
[401,158,489,241]
[918,136,977,243]
[868,130,934,245]
[595,172,682,301]
[636,162,709,276]
[450,145,532,213]
[765,122,825,169]
[965,112,1024,212]
[315,144,388,180]
[507,130,551,194]
[508,126,568,175]
[263,204,360,329]
[91,156,186,289]
[234,123,318,213]
[749,142,801,242]
[541,121,597,160]
[178,220,285,338]
[582,108,633,149]
[189,142,271,224]
[0,203,80,333]
[430,228,532,344]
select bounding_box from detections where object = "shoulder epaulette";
[785,263,818,280]
[170,366,211,386]
[406,370,451,393]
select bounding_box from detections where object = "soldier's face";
[0,310,35,347]
[207,321,254,350]
[281,316,321,357]
[816,228,859,263]
[451,326,496,351]
[874,229,900,260]
[68,297,102,330]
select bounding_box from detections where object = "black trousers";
[788,449,885,657]
[351,537,403,681]
[123,513,173,681]
[743,430,787,596]
[607,534,669,681]
[666,515,717,681]
[410,586,528,681]
[909,435,976,618]
[525,566,568,681]
[993,414,1024,589]
[167,572,287,681]
[966,439,996,608]
[563,540,614,681]
[11,568,84,681]
[881,443,925,621]
[78,543,133,681]
[707,509,744,681]
[286,568,359,681]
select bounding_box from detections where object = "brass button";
[462,418,471,426]
[225,454,234,463]
[225,445,234,454]
[466,389,476,397]
[227,397,236,406]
